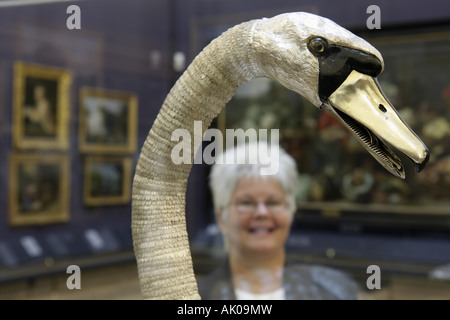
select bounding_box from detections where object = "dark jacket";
[197,261,359,300]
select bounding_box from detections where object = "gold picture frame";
[79,87,138,154]
[194,15,450,221]
[9,153,70,226]
[12,61,71,150]
[83,155,133,206]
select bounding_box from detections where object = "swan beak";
[321,70,430,179]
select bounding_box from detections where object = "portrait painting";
[12,61,71,150]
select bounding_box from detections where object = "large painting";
[195,16,450,219]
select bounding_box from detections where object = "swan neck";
[132,19,262,300]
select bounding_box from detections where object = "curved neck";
[132,19,262,299]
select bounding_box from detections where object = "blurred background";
[0,0,449,300]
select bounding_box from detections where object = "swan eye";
[308,37,328,56]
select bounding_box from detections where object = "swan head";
[252,12,429,178]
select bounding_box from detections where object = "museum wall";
[0,0,176,272]
[0,0,450,286]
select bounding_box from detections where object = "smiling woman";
[197,141,359,300]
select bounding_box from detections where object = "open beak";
[321,70,430,179]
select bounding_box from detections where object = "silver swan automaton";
[131,12,429,300]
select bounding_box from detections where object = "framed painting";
[194,14,450,223]
[9,153,70,226]
[83,156,133,206]
[12,61,71,150]
[79,87,138,154]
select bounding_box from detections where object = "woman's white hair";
[209,140,299,219]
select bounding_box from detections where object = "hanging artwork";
[78,87,138,154]
[12,61,71,150]
[83,155,133,206]
[8,153,70,226]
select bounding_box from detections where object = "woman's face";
[217,177,292,255]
